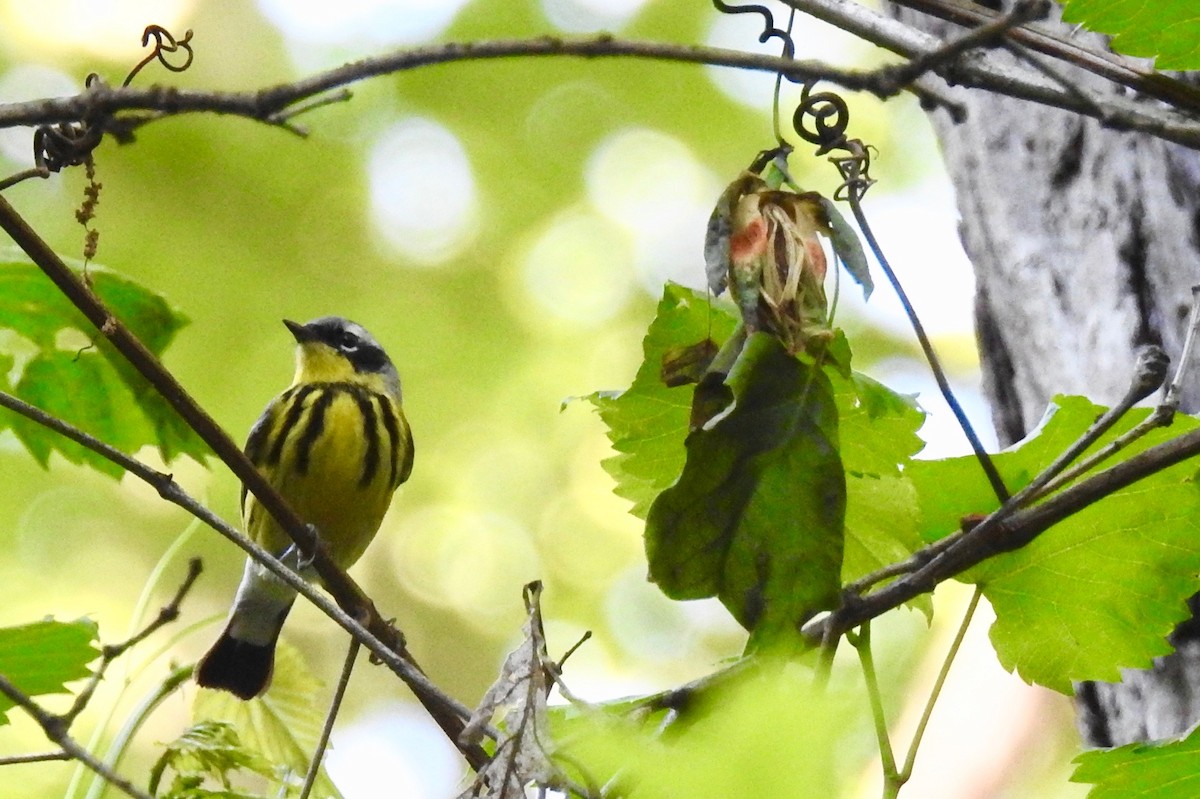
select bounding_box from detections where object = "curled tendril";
[33,122,103,173]
[712,0,796,64]
[712,2,875,199]
[123,25,195,87]
[793,83,849,154]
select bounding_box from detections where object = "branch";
[0,676,152,799]
[787,0,1200,148]
[60,558,203,727]
[805,420,1200,642]
[1,32,1200,155]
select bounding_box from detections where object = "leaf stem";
[898,587,981,783]
[300,640,360,799]
[848,623,899,795]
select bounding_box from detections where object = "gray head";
[283,316,402,399]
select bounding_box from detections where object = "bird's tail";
[196,560,297,700]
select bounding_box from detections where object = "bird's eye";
[339,331,360,351]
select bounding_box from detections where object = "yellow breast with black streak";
[243,381,413,570]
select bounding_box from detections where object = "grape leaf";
[645,332,846,646]
[834,373,928,611]
[193,641,343,798]
[910,396,1200,693]
[586,283,737,519]
[1060,0,1200,70]
[0,258,208,475]
[589,284,929,634]
[1071,724,1200,797]
[0,618,99,725]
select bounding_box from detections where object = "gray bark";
[895,2,1200,746]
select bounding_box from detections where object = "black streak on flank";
[353,388,380,488]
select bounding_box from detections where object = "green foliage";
[0,618,97,725]
[592,284,928,645]
[646,332,846,646]
[0,257,208,476]
[1071,724,1200,797]
[588,284,738,519]
[150,721,279,799]
[555,663,861,799]
[910,397,1200,694]
[1059,0,1200,69]
[190,642,342,799]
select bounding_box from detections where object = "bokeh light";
[517,207,635,326]
[367,117,480,266]
[542,0,649,33]
[586,127,721,293]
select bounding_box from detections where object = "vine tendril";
[713,1,874,199]
[123,25,195,87]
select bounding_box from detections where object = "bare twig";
[873,0,1051,94]
[61,558,203,726]
[300,640,360,799]
[787,0,1200,148]
[0,32,1197,155]
[0,751,71,765]
[847,193,1009,502]
[806,420,1200,643]
[0,676,152,799]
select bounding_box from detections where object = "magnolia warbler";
[195,316,413,699]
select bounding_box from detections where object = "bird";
[195,316,413,700]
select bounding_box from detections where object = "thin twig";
[887,0,1200,113]
[0,166,50,192]
[300,640,360,799]
[61,558,203,726]
[897,587,981,784]
[0,751,71,765]
[847,194,1009,503]
[0,676,152,799]
[0,32,1197,151]
[991,345,1169,516]
[805,420,1200,643]
[874,0,1050,94]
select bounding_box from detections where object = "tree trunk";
[895,1,1200,746]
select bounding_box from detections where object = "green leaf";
[0,618,98,725]
[911,396,1200,693]
[1060,0,1200,70]
[834,373,928,610]
[1071,724,1200,797]
[192,641,343,798]
[0,257,208,475]
[152,720,277,798]
[645,333,846,646]
[586,283,738,519]
[555,662,858,799]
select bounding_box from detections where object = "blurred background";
[0,0,1082,796]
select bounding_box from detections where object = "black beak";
[283,319,313,343]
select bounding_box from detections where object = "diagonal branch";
[0,676,152,799]
[0,387,484,769]
[805,420,1200,643]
